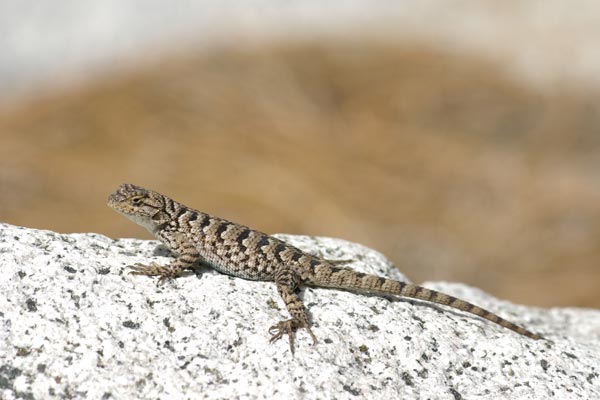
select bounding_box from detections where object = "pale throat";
[124,212,160,234]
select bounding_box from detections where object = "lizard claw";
[268,319,317,354]
[128,262,162,276]
[156,274,174,286]
[269,320,296,354]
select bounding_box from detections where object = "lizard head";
[107,183,170,232]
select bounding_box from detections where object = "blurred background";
[1,1,599,308]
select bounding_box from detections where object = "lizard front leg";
[268,269,317,353]
[129,234,200,285]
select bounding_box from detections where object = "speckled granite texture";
[0,223,598,399]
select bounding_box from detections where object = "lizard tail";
[306,266,543,340]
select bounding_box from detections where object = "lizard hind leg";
[269,272,317,353]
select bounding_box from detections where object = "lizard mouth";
[106,193,122,210]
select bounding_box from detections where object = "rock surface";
[0,223,598,399]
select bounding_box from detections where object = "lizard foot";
[128,263,179,285]
[268,319,317,353]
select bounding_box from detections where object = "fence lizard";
[108,183,543,352]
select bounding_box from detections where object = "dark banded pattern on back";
[235,229,252,246]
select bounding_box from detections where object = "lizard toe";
[268,319,296,353]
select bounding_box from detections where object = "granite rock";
[0,223,598,399]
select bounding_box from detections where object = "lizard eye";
[131,196,144,205]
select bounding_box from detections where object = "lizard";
[108,183,544,352]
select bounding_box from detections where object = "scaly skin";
[108,183,543,352]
